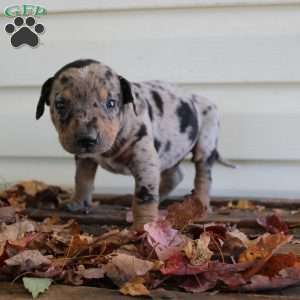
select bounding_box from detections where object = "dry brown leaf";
[17,181,48,197]
[76,265,104,279]
[105,253,154,286]
[120,277,150,297]
[5,250,51,270]
[0,206,16,223]
[0,220,36,243]
[166,196,203,229]
[64,234,92,258]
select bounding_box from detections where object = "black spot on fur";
[105,69,113,79]
[146,100,154,121]
[136,186,156,202]
[176,100,198,142]
[134,92,139,98]
[60,76,69,84]
[206,149,219,166]
[54,59,99,79]
[203,106,212,116]
[130,124,147,148]
[165,140,171,152]
[151,90,164,115]
[154,139,161,152]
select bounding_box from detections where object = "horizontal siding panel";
[1,35,300,87]
[1,84,300,160]
[0,158,299,198]
[1,0,299,13]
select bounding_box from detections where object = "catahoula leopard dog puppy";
[36,59,231,229]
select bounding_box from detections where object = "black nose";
[77,136,97,148]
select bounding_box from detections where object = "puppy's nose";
[77,136,97,148]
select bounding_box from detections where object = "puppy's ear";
[119,75,137,115]
[36,77,54,120]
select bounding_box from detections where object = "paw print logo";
[5,16,45,48]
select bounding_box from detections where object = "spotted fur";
[36,59,223,229]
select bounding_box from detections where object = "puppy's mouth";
[75,134,113,155]
[75,133,101,154]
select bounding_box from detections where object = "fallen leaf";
[17,181,48,197]
[259,253,299,277]
[239,233,293,279]
[228,199,257,210]
[180,275,216,293]
[257,214,289,234]
[166,196,203,229]
[5,250,51,270]
[120,277,150,296]
[76,265,104,279]
[160,253,208,275]
[105,253,154,286]
[239,233,292,263]
[238,266,300,292]
[144,219,186,261]
[64,234,91,258]
[0,220,36,243]
[183,233,213,265]
[23,277,52,299]
[0,206,15,223]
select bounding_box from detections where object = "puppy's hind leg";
[159,165,183,200]
[191,104,220,215]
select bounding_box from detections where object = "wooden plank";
[0,282,300,300]
[93,194,300,209]
[25,204,129,226]
[24,203,300,228]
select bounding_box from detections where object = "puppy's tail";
[215,151,236,168]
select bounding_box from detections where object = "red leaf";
[160,254,208,275]
[257,214,289,234]
[259,253,299,277]
[144,219,185,261]
[239,266,300,292]
[180,276,216,293]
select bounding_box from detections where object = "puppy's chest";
[82,153,131,175]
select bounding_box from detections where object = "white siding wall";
[1,0,300,197]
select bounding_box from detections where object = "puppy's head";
[36,59,134,155]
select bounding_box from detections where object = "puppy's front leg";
[130,148,160,230]
[67,156,98,212]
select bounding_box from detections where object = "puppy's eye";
[55,101,66,111]
[106,99,116,109]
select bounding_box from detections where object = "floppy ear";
[118,75,137,115]
[36,77,54,120]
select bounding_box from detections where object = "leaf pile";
[1,182,300,297]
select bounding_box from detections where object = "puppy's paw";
[61,199,91,214]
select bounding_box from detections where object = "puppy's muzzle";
[77,136,98,148]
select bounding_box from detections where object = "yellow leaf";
[183,232,213,265]
[120,277,150,297]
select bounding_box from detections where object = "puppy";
[36,59,229,229]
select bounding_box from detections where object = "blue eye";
[106,99,116,109]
